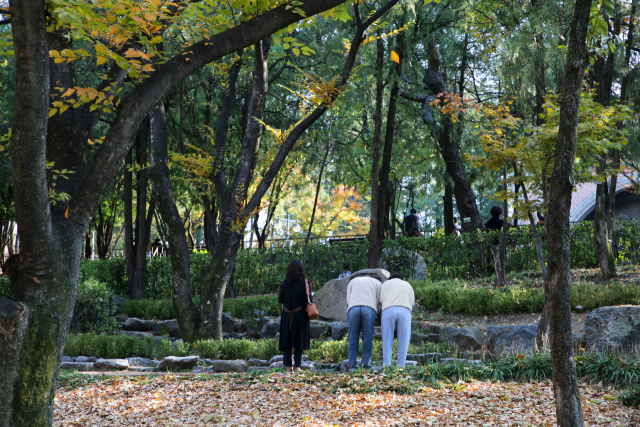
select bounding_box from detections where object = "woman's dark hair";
[389,273,404,280]
[343,261,350,270]
[490,205,503,218]
[286,259,306,283]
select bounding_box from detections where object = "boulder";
[60,362,95,371]
[222,312,237,334]
[329,322,349,341]
[340,360,353,373]
[410,333,439,346]
[213,360,248,373]
[191,366,214,374]
[381,247,427,281]
[573,332,586,349]
[248,358,269,367]
[493,325,537,357]
[111,294,128,314]
[95,359,129,370]
[420,322,442,335]
[260,322,280,339]
[164,319,182,339]
[157,356,200,371]
[585,305,640,352]
[314,269,390,322]
[123,331,153,340]
[148,359,161,367]
[439,326,483,352]
[130,367,156,372]
[151,322,169,336]
[310,324,328,339]
[300,361,319,371]
[62,356,73,362]
[404,361,418,367]
[269,361,284,369]
[406,353,441,364]
[127,357,152,367]
[235,322,249,334]
[124,317,154,332]
[75,356,97,363]
[247,317,271,338]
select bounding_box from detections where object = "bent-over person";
[346,275,382,370]
[379,273,415,368]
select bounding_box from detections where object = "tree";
[0,0,357,424]
[546,0,593,423]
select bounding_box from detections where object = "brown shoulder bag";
[306,280,319,320]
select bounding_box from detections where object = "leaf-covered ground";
[53,372,639,426]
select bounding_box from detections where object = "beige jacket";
[346,276,382,313]
[379,278,415,313]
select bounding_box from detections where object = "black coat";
[278,279,311,351]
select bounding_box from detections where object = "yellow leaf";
[390,50,400,63]
[59,105,69,114]
[151,0,162,5]
[151,36,163,44]
[65,208,69,218]
[49,108,57,117]
[97,56,108,65]
[88,139,94,145]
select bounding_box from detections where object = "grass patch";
[414,276,640,316]
[120,294,280,320]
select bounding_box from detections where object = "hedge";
[414,279,640,316]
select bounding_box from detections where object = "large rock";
[493,325,537,357]
[439,326,483,352]
[585,305,640,352]
[164,319,182,339]
[75,356,97,363]
[111,295,128,314]
[329,322,349,341]
[381,247,427,281]
[60,362,95,371]
[95,359,129,370]
[310,324,328,339]
[260,322,280,339]
[124,317,154,332]
[151,322,168,336]
[157,355,199,371]
[410,333,439,346]
[314,269,390,322]
[248,358,269,367]
[127,357,152,367]
[212,360,248,373]
[222,312,237,334]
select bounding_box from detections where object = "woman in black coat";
[278,259,312,373]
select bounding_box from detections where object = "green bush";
[222,294,280,318]
[121,299,175,320]
[0,276,9,298]
[70,279,119,334]
[414,279,640,316]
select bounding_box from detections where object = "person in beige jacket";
[346,275,382,370]
[379,273,414,367]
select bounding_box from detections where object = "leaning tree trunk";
[546,0,592,423]
[594,169,616,280]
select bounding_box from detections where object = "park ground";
[53,371,638,426]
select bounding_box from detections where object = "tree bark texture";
[367,33,385,268]
[546,0,592,423]
[443,182,454,235]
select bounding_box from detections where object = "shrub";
[69,279,119,334]
[121,299,175,320]
[620,385,640,408]
[222,294,280,318]
[0,276,9,298]
[414,279,640,316]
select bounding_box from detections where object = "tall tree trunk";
[375,30,404,261]
[443,182,454,235]
[546,0,592,423]
[124,145,135,291]
[367,33,385,268]
[303,124,333,266]
[422,40,482,232]
[150,100,207,341]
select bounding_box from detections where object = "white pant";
[381,306,411,367]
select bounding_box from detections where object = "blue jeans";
[381,306,412,367]
[348,306,376,369]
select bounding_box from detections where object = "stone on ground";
[60,362,95,371]
[410,333,439,346]
[127,357,152,367]
[406,353,441,363]
[439,326,483,351]
[157,355,199,371]
[95,359,129,370]
[164,319,182,339]
[124,317,154,332]
[213,360,248,373]
[313,269,390,322]
[585,305,640,352]
[310,324,327,339]
[329,322,349,341]
[222,312,237,334]
[492,325,537,357]
[260,321,280,339]
[75,356,97,363]
[248,358,269,367]
[123,331,153,340]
